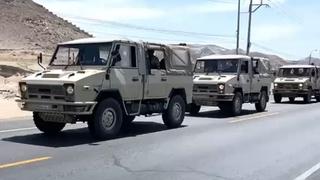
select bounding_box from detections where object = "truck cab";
[190,55,272,116]
[17,38,193,139]
[273,64,320,103]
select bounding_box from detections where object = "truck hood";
[193,74,237,84]
[274,77,309,84]
[21,69,105,85]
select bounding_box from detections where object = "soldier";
[148,49,160,69]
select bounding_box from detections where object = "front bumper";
[16,99,97,115]
[192,92,234,106]
[273,89,309,97]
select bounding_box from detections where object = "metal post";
[246,0,253,55]
[236,0,241,54]
[309,49,318,65]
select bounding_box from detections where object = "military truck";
[16,38,193,139]
[273,64,320,103]
[190,55,272,116]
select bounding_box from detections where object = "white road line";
[0,127,36,133]
[229,112,279,123]
[294,162,320,180]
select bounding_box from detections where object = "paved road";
[1,98,320,180]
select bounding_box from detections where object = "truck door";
[251,58,261,94]
[240,59,251,101]
[144,48,167,99]
[311,68,317,89]
[109,43,143,101]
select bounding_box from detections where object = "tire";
[289,97,295,103]
[189,103,201,115]
[231,92,243,116]
[303,89,312,104]
[162,95,185,128]
[316,95,320,102]
[274,94,282,103]
[89,98,123,139]
[255,91,268,112]
[33,112,66,135]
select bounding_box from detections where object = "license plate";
[35,104,51,110]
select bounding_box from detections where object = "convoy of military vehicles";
[15,38,320,139]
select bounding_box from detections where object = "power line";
[66,15,235,39]
[266,0,303,25]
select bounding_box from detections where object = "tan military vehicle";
[16,38,193,139]
[273,64,320,103]
[190,55,272,116]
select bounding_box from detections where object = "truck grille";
[193,84,218,93]
[27,85,65,100]
[277,83,299,89]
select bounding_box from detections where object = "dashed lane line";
[0,127,36,133]
[294,162,320,180]
[229,112,280,123]
[0,156,52,169]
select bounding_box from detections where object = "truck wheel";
[189,103,201,115]
[304,89,312,104]
[33,112,66,135]
[89,98,123,139]
[289,97,295,102]
[316,95,320,102]
[231,92,243,116]
[274,94,282,103]
[255,91,267,112]
[162,95,185,128]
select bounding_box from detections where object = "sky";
[33,0,320,60]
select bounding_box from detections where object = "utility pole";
[236,0,241,54]
[309,49,319,65]
[246,0,269,55]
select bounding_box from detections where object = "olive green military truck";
[273,64,320,103]
[189,55,272,116]
[16,38,193,139]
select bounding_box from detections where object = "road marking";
[294,162,320,180]
[0,156,51,169]
[0,127,36,133]
[229,112,279,123]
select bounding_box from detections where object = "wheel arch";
[169,88,187,103]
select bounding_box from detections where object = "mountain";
[0,0,91,59]
[0,0,288,73]
[290,57,320,66]
[188,44,288,69]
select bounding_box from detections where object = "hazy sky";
[33,0,320,60]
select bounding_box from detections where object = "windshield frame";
[194,59,240,74]
[49,42,114,67]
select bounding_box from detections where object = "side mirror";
[37,53,45,70]
[311,71,316,77]
[37,53,43,64]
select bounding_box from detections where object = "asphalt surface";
[1,98,320,180]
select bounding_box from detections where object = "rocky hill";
[188,44,287,69]
[0,0,91,51]
[0,0,91,72]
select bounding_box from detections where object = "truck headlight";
[20,84,27,92]
[274,83,278,87]
[218,84,225,90]
[66,85,74,95]
[299,83,304,89]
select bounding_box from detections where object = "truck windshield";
[50,43,112,66]
[279,68,311,77]
[195,59,239,74]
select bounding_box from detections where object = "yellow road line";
[0,156,51,169]
[229,112,279,123]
